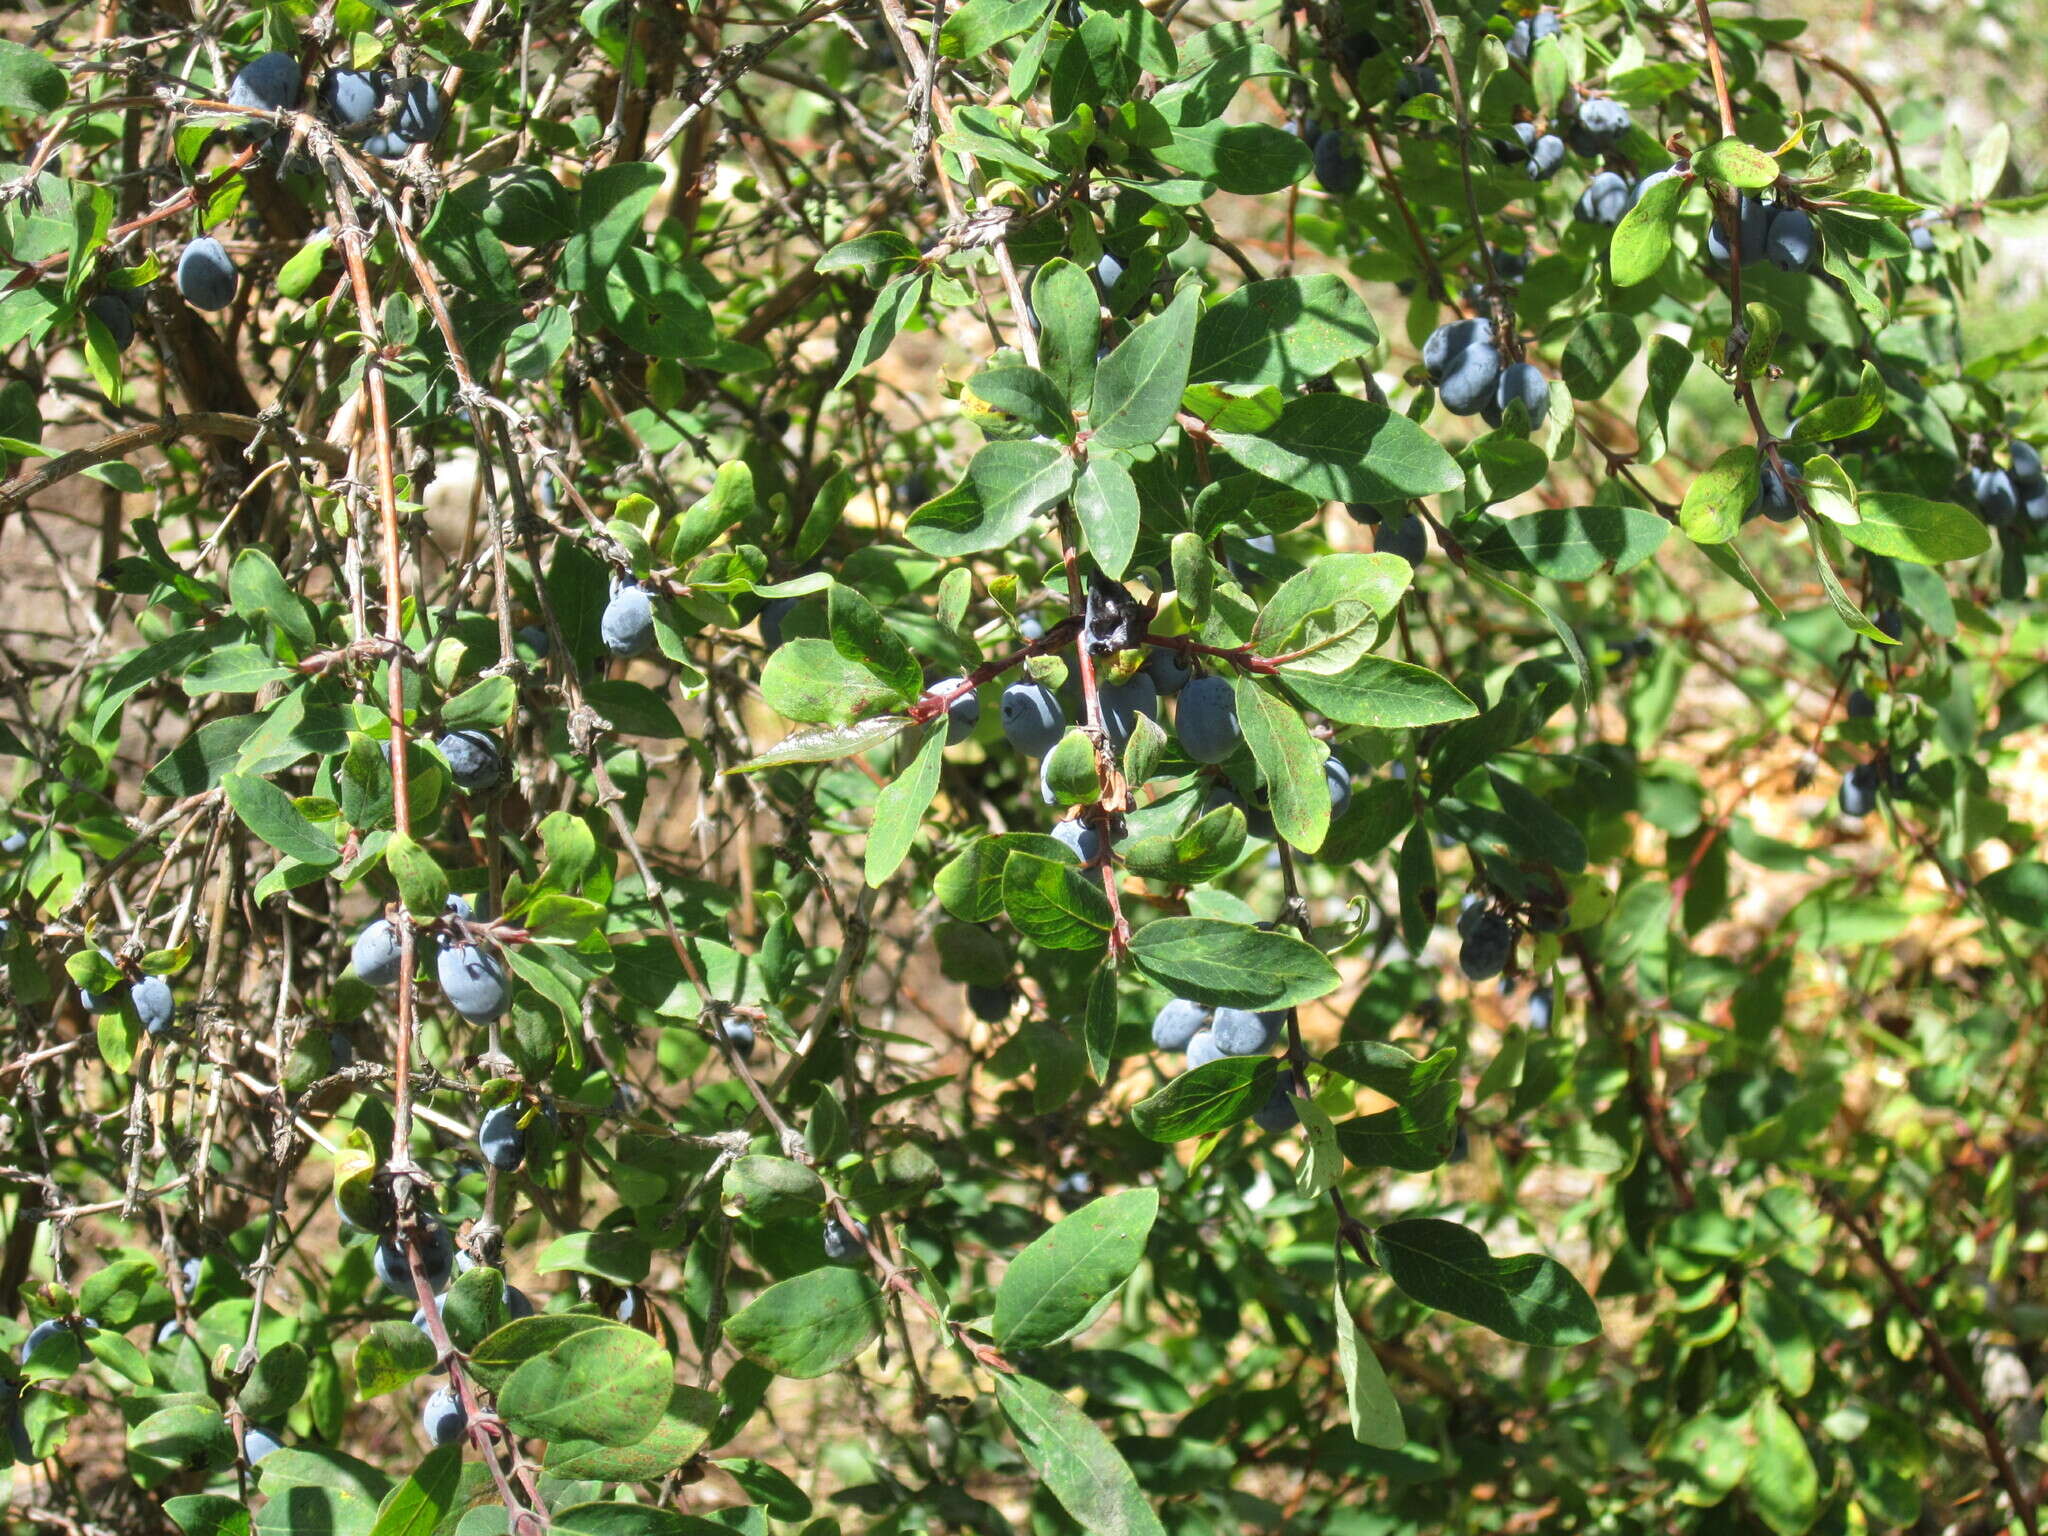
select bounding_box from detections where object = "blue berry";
[133,974,174,1036]
[176,238,237,311]
[1839,762,1879,818]
[600,587,655,657]
[1052,818,1103,866]
[933,678,980,744]
[391,77,448,145]
[1145,646,1194,696]
[1765,208,1817,273]
[422,1386,467,1445]
[437,730,501,792]
[1098,674,1158,749]
[317,68,386,131]
[1438,339,1503,415]
[1176,676,1241,764]
[1151,998,1209,1051]
[1325,758,1353,818]
[967,986,1013,1022]
[824,1217,868,1264]
[1459,911,1514,981]
[373,1221,455,1299]
[437,942,510,1022]
[478,1104,526,1171]
[1001,681,1065,756]
[228,52,301,115]
[1209,1007,1269,1056]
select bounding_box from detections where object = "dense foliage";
[0,0,2044,1532]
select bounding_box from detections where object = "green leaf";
[1252,552,1408,645]
[364,1444,460,1536]
[560,162,664,286]
[668,460,756,565]
[1130,1056,1278,1141]
[761,638,911,725]
[1033,258,1102,411]
[940,0,1055,57]
[721,1155,827,1226]
[1810,526,1889,643]
[1279,655,1476,729]
[1561,313,1645,397]
[1981,862,2048,927]
[1089,284,1200,450]
[1747,1397,1821,1535]
[466,1315,613,1393]
[1679,444,1759,545]
[419,194,516,301]
[1694,138,1779,188]
[440,1265,508,1351]
[728,715,911,773]
[1002,851,1114,950]
[1043,728,1103,807]
[1234,675,1329,852]
[583,679,685,737]
[1215,394,1464,503]
[823,581,921,700]
[497,1324,673,1447]
[1471,505,1669,580]
[382,832,447,920]
[237,1342,309,1422]
[1635,334,1695,466]
[165,1496,252,1536]
[837,268,927,385]
[1156,119,1309,195]
[224,773,341,868]
[78,1258,155,1327]
[1837,492,1990,564]
[1118,804,1247,885]
[536,1229,654,1285]
[1321,1039,1459,1101]
[0,40,66,113]
[723,1267,885,1379]
[966,364,1074,441]
[1294,1093,1341,1198]
[253,1448,393,1536]
[934,832,1073,921]
[1370,1218,1601,1347]
[544,1383,719,1481]
[997,1373,1168,1536]
[1083,962,1118,1083]
[441,675,517,731]
[1610,176,1685,287]
[87,1326,151,1386]
[553,1503,725,1536]
[354,1321,436,1401]
[129,1402,235,1474]
[228,548,316,651]
[1075,453,1141,579]
[1788,360,1885,443]
[814,231,918,275]
[1334,1080,1458,1170]
[712,1457,813,1520]
[993,1189,1160,1348]
[906,440,1074,557]
[1188,274,1380,390]
[866,723,947,887]
[180,642,291,697]
[1333,1300,1405,1449]
[1128,917,1337,1008]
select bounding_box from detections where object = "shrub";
[0,1,2040,1532]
